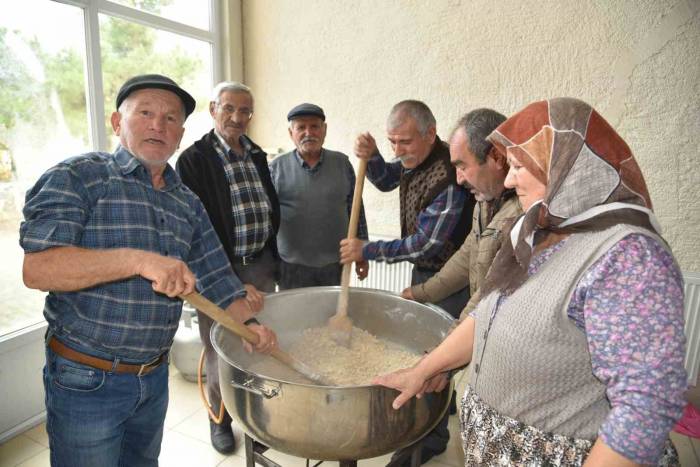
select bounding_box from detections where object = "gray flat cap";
[287,103,325,121]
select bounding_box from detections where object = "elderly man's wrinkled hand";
[340,238,365,264]
[243,284,264,312]
[400,287,415,301]
[354,132,377,161]
[139,252,197,298]
[242,324,277,354]
[355,260,369,280]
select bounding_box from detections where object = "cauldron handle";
[230,375,281,399]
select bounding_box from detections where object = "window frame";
[52,0,222,151]
[0,0,227,341]
[0,0,229,440]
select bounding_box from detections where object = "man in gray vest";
[270,103,368,288]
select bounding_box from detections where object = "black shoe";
[209,420,235,454]
[387,443,443,467]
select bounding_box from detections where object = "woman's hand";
[372,366,431,409]
[422,372,450,393]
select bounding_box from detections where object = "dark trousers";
[403,266,469,458]
[411,266,469,320]
[278,260,342,289]
[199,246,277,426]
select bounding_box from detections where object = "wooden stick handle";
[337,159,368,316]
[346,158,367,241]
[337,264,352,317]
[181,291,259,343]
[180,292,330,384]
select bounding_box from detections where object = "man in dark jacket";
[176,81,280,455]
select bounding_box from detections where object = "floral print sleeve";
[567,233,687,464]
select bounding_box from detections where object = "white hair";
[211,81,254,106]
[387,100,436,136]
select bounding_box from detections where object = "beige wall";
[237,0,700,272]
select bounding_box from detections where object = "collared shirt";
[213,132,273,256]
[412,191,522,318]
[362,153,466,263]
[286,149,368,239]
[20,146,245,362]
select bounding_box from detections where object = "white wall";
[0,324,47,442]
[239,0,700,272]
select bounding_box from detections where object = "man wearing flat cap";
[20,74,277,467]
[270,103,369,289]
[176,81,280,454]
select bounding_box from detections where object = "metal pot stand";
[243,433,422,467]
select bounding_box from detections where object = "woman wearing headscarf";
[374,98,687,466]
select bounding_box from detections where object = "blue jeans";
[44,346,169,467]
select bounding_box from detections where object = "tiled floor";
[1,366,699,467]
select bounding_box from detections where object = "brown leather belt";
[48,337,166,376]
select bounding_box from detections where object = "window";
[0,0,220,338]
[110,0,211,30]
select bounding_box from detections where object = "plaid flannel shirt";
[362,153,466,263]
[212,133,273,256]
[20,147,245,361]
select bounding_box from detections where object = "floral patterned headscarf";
[480,97,660,295]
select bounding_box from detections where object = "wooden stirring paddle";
[328,158,368,346]
[180,291,330,385]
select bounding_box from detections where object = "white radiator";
[684,272,700,386]
[350,259,412,294]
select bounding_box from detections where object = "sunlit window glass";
[0,0,90,336]
[110,0,211,31]
[100,14,213,159]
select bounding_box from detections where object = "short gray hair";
[453,108,506,164]
[387,100,436,136]
[211,81,254,106]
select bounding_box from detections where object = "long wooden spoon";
[328,158,368,346]
[180,291,329,385]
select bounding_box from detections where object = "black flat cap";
[116,74,196,118]
[287,103,325,121]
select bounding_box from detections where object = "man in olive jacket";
[402,108,522,321]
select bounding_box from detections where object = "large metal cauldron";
[211,287,454,461]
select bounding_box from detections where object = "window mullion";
[211,0,222,84]
[82,1,109,152]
